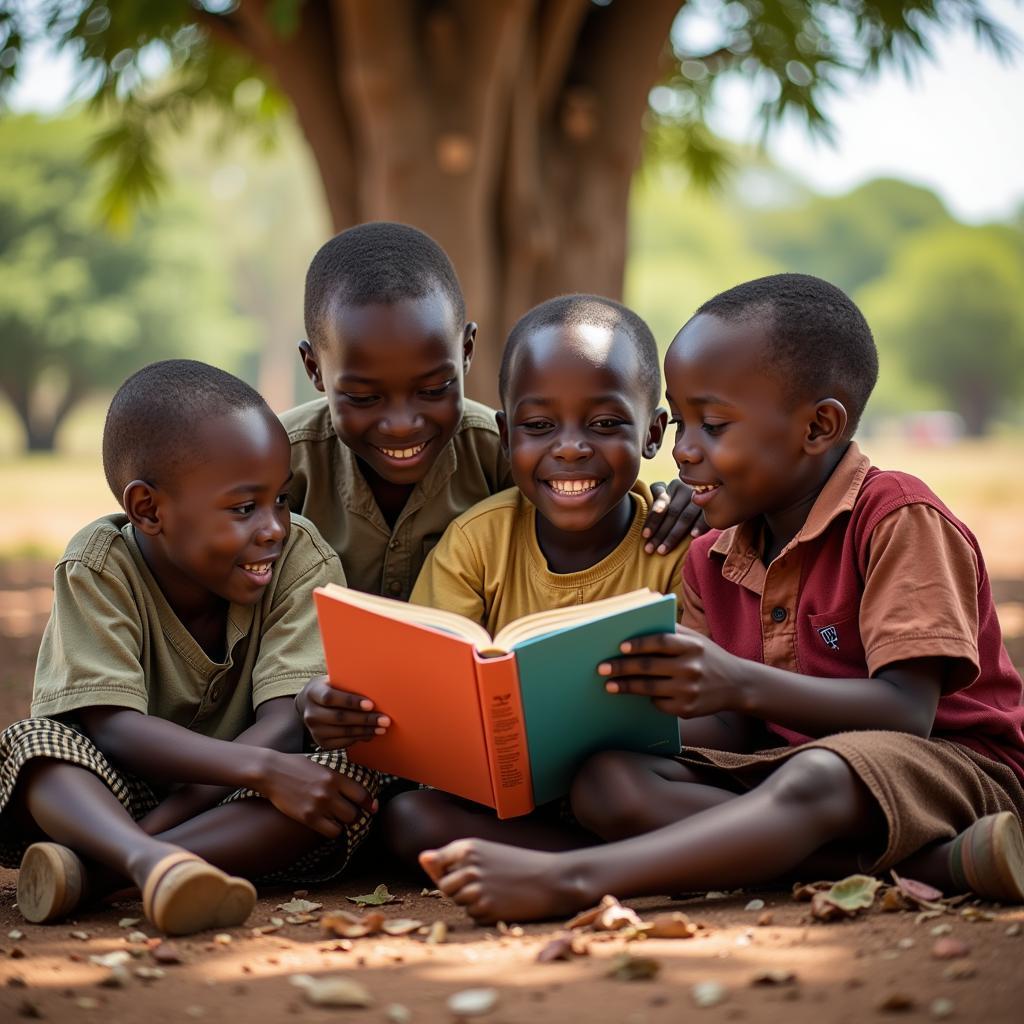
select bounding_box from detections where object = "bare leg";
[381,789,594,867]
[420,749,880,923]
[570,751,743,839]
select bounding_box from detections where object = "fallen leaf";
[692,981,727,1007]
[643,912,698,939]
[420,888,443,898]
[915,909,945,925]
[447,987,498,1016]
[90,951,132,969]
[75,997,100,1010]
[810,891,850,922]
[566,894,616,929]
[1005,923,1021,937]
[425,921,447,945]
[751,969,797,986]
[606,952,661,981]
[126,931,149,944]
[134,966,166,980]
[321,910,386,938]
[495,921,523,937]
[284,914,318,925]
[99,965,132,988]
[823,874,882,913]
[877,992,915,1011]
[7,930,25,940]
[276,898,322,914]
[269,917,284,927]
[880,888,908,912]
[250,925,281,937]
[536,932,588,962]
[118,918,141,929]
[791,881,831,902]
[745,899,765,911]
[347,884,397,907]
[290,973,373,1008]
[890,871,943,904]
[959,906,995,921]
[931,937,970,960]
[69,930,89,941]
[381,918,424,936]
[150,942,182,965]
[941,961,977,980]
[930,923,953,936]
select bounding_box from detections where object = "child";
[380,294,692,858]
[416,274,1024,923]
[286,222,703,751]
[0,361,380,935]
[282,222,698,600]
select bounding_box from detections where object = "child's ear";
[298,339,325,393]
[461,322,477,376]
[495,409,510,457]
[123,480,162,535]
[643,407,669,459]
[805,398,848,453]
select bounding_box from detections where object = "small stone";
[8,929,25,940]
[150,941,182,965]
[99,965,131,989]
[69,931,89,941]
[930,923,953,936]
[877,992,915,1011]
[184,1006,206,1019]
[75,997,100,1009]
[745,899,765,911]
[126,931,148,944]
[90,951,131,969]
[386,1005,412,1024]
[10,947,26,958]
[930,998,955,1019]
[897,938,915,950]
[447,988,499,1017]
[425,921,448,944]
[269,917,284,927]
[1005,923,1021,937]
[692,981,726,1007]
[117,918,140,929]
[942,961,977,980]
[931,938,970,960]
[751,969,796,986]
[213,933,232,945]
[276,899,322,914]
[134,966,165,980]
[290,974,373,1009]
[757,911,774,926]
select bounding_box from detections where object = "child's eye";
[231,502,256,516]
[520,419,554,432]
[341,393,378,406]
[419,378,456,398]
[275,492,290,508]
[701,421,728,436]
[591,417,626,430]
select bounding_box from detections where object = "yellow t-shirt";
[409,484,689,638]
[31,513,344,741]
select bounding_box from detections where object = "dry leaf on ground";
[290,973,373,1008]
[347,884,398,906]
[276,898,322,914]
[606,952,661,980]
[536,932,588,962]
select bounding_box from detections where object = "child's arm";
[643,480,707,554]
[599,626,943,738]
[80,705,375,836]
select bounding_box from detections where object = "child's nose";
[551,433,592,460]
[380,409,425,437]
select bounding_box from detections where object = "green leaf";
[346,884,398,907]
[823,874,881,911]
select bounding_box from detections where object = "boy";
[0,361,379,935]
[380,294,691,858]
[286,222,702,748]
[416,274,1024,923]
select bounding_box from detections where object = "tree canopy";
[0,1,1014,404]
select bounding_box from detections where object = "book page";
[490,588,660,651]
[317,583,493,649]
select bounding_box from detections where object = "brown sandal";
[142,851,256,935]
[949,811,1024,903]
[17,842,86,923]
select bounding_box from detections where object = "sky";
[7,1,1024,224]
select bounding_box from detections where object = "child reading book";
[0,361,379,934]
[374,294,692,858]
[416,274,1024,923]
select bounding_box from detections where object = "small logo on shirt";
[818,625,839,651]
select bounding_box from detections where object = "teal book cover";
[511,594,681,806]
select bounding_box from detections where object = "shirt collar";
[707,442,871,591]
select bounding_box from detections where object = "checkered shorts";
[0,716,381,884]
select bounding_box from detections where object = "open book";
[314,586,681,818]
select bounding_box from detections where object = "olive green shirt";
[281,397,513,599]
[31,513,344,741]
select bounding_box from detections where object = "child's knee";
[763,748,860,823]
[379,790,462,861]
[570,750,654,837]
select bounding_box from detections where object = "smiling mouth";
[376,442,428,461]
[546,478,601,496]
[240,561,274,577]
[690,483,719,494]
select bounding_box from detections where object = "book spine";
[473,651,534,819]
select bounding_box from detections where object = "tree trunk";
[0,376,83,452]
[214,0,682,408]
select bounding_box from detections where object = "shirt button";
[388,539,399,550]
[770,607,787,623]
[210,685,221,702]
[388,580,402,596]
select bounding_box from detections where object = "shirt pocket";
[799,606,867,679]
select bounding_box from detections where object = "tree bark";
[212,0,682,407]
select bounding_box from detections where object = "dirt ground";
[1,560,1023,1023]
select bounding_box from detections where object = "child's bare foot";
[419,839,588,924]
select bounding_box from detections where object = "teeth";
[242,562,272,574]
[691,483,718,494]
[549,479,599,495]
[379,443,426,460]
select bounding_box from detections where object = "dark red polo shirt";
[681,443,1024,781]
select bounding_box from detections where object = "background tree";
[858,225,1024,435]
[0,113,253,450]
[0,0,1012,404]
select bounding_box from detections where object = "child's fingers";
[603,675,678,698]
[614,631,701,657]
[313,686,375,712]
[641,481,671,542]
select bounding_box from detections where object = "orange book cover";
[313,588,533,816]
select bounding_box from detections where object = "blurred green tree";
[0,0,1015,402]
[0,114,253,450]
[858,225,1024,435]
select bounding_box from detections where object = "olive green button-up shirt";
[281,397,513,599]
